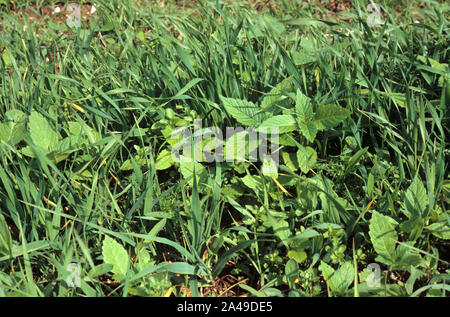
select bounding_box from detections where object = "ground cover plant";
[0,0,449,297]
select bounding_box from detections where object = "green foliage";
[319,261,354,296]
[221,97,264,126]
[102,236,130,282]
[369,211,398,265]
[0,0,448,298]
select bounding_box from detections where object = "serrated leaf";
[319,261,354,293]
[406,267,425,295]
[314,104,350,130]
[390,242,423,271]
[426,222,450,240]
[399,216,425,241]
[298,121,317,143]
[221,97,264,126]
[295,89,313,123]
[331,261,355,293]
[278,134,296,147]
[258,115,296,133]
[29,111,59,151]
[224,129,258,162]
[404,177,428,218]
[369,211,398,265]
[297,146,317,174]
[295,91,317,142]
[102,235,129,281]
[260,77,294,111]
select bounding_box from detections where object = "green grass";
[0,0,449,297]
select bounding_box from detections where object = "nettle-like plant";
[220,77,351,177]
[152,77,351,190]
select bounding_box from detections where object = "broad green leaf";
[68,121,82,136]
[406,267,426,295]
[391,242,423,271]
[262,14,285,35]
[319,261,335,282]
[0,123,11,142]
[314,104,350,130]
[262,157,278,178]
[136,30,146,43]
[297,146,317,174]
[2,109,26,145]
[136,246,152,271]
[1,51,11,67]
[295,90,313,122]
[29,111,59,151]
[426,222,450,240]
[258,115,296,133]
[298,121,317,143]
[285,259,299,289]
[387,92,406,108]
[179,156,207,187]
[399,216,425,241]
[67,121,101,144]
[293,50,316,65]
[271,217,290,245]
[241,174,263,195]
[224,130,258,162]
[46,150,72,164]
[102,235,130,281]
[295,90,317,143]
[331,261,354,293]
[404,177,428,218]
[161,125,184,146]
[281,151,299,171]
[295,92,317,142]
[278,134,296,147]
[417,56,448,73]
[260,76,294,111]
[287,250,307,263]
[131,262,206,283]
[369,211,398,265]
[155,149,174,170]
[320,261,354,294]
[221,97,264,126]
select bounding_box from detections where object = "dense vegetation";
[0,0,449,297]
